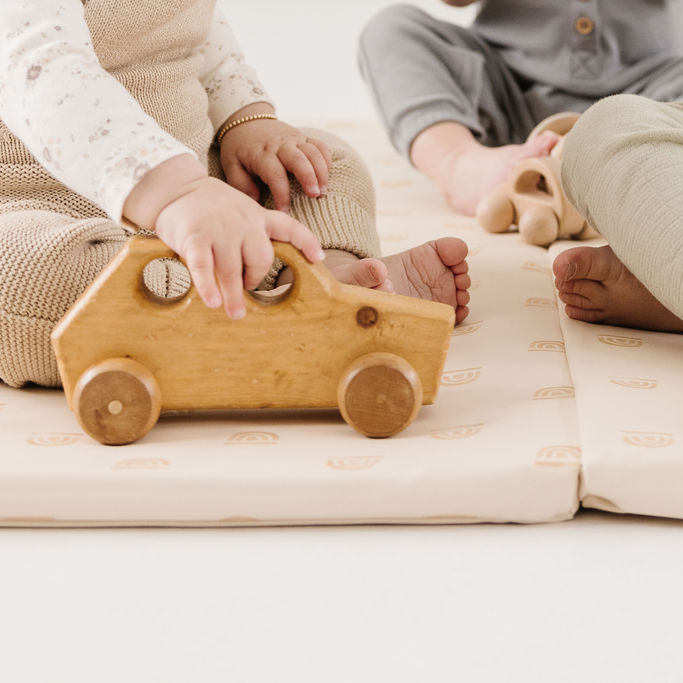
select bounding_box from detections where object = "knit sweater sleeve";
[0,0,196,222]
[197,6,275,132]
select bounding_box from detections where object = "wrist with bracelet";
[216,113,278,146]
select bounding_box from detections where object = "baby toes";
[565,305,604,323]
[455,273,471,290]
[456,288,470,307]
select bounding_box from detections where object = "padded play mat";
[1,121,681,526]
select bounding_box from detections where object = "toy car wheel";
[337,352,423,438]
[72,357,162,445]
[476,190,515,234]
[519,206,559,247]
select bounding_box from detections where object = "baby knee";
[297,127,375,206]
[585,93,646,130]
[275,128,380,261]
[565,94,669,167]
[561,95,645,201]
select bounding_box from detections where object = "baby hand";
[154,177,324,319]
[220,105,332,212]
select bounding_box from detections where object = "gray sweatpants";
[561,94,683,321]
[358,4,683,159]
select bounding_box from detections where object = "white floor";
[2,513,683,682]
[3,2,683,682]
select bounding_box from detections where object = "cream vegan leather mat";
[0,122,678,526]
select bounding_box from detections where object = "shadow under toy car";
[51,236,455,444]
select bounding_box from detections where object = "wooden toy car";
[51,236,455,445]
[476,112,599,247]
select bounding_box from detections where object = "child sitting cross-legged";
[0,0,471,389]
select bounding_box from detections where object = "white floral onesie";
[0,0,273,222]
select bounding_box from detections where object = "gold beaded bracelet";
[216,113,278,146]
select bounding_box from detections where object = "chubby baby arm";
[196,9,331,212]
[122,155,324,320]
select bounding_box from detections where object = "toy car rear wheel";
[519,206,559,247]
[72,358,161,445]
[337,352,423,438]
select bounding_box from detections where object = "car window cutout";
[141,257,192,304]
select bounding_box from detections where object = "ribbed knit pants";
[0,129,379,388]
[561,94,683,321]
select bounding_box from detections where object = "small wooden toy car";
[51,236,455,444]
[477,112,599,247]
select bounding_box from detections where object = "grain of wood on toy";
[51,236,455,444]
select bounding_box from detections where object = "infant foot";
[327,256,394,293]
[380,237,470,324]
[553,245,683,333]
[442,132,559,216]
[325,240,470,324]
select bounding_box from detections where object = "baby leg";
[270,128,471,323]
[553,94,683,332]
[0,211,189,387]
[358,4,557,215]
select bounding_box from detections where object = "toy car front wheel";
[72,358,161,445]
[337,352,423,438]
[476,190,514,234]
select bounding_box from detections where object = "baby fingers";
[306,137,332,168]
[213,244,247,320]
[242,232,275,291]
[277,143,321,197]
[184,245,221,310]
[255,155,291,212]
[264,210,324,264]
[224,160,261,202]
[299,139,330,193]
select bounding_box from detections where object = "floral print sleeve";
[197,6,275,131]
[0,0,196,222]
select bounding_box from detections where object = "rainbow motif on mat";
[533,386,575,400]
[441,367,483,386]
[27,433,82,447]
[225,431,280,445]
[452,321,482,336]
[609,377,657,390]
[528,340,566,352]
[622,432,674,448]
[430,424,484,440]
[326,457,381,471]
[598,335,643,348]
[535,445,582,467]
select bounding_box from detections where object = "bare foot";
[553,245,683,333]
[323,249,394,293]
[411,121,559,216]
[321,240,470,324]
[441,134,559,216]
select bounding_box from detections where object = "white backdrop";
[219,0,477,119]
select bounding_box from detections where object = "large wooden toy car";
[51,236,455,444]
